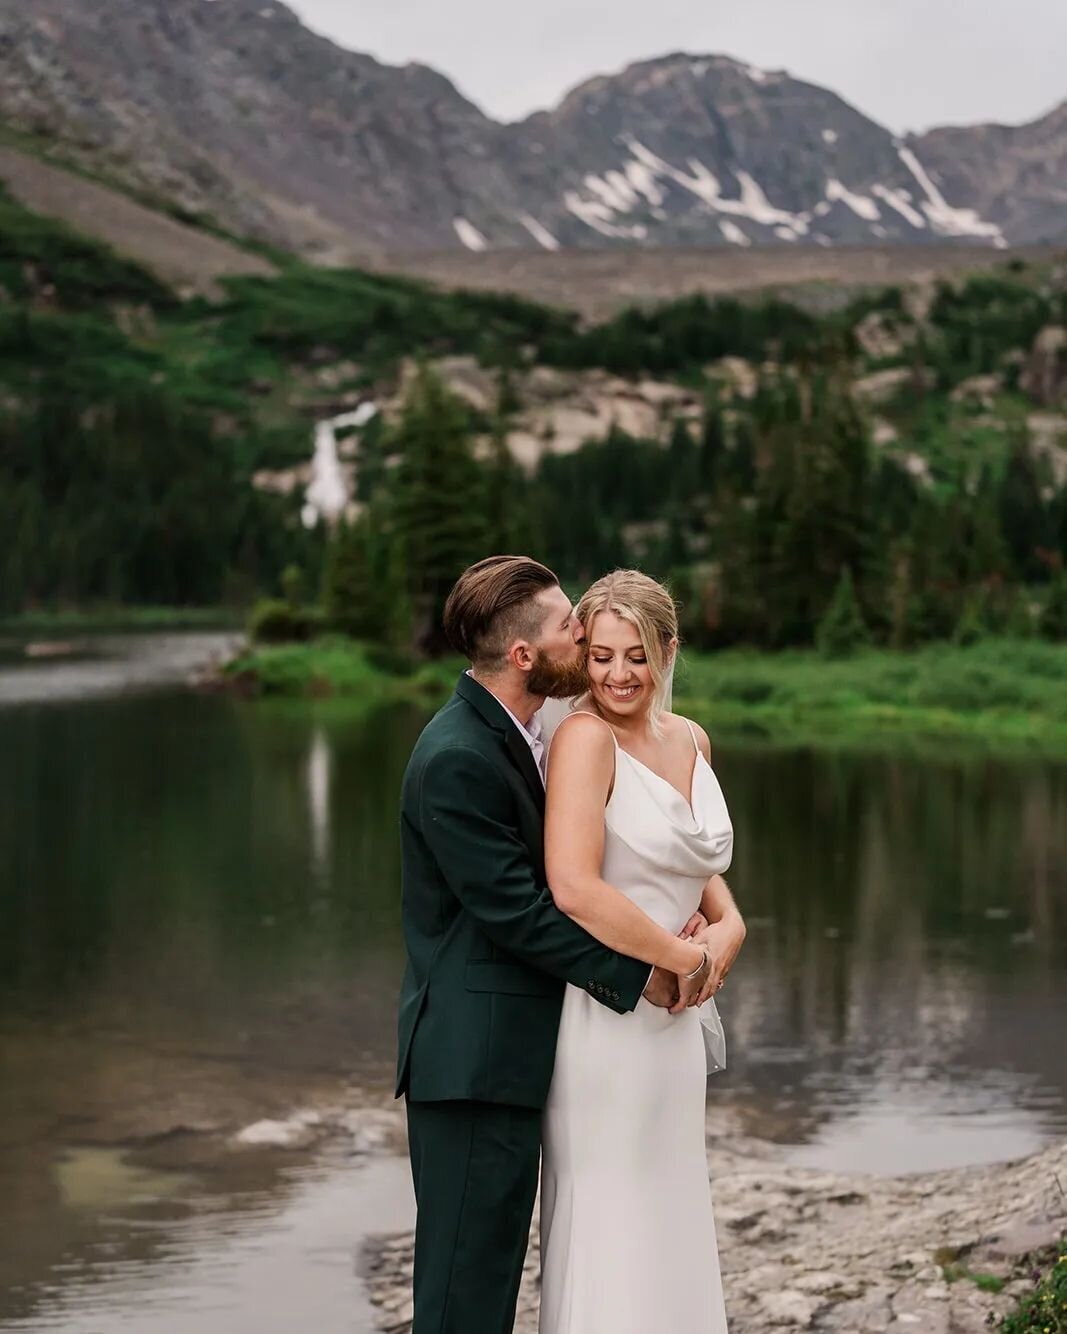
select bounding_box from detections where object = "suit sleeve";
[417,744,649,1014]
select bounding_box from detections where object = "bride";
[539,569,745,1334]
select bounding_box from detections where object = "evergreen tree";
[952,589,990,646]
[999,437,1052,580]
[762,377,873,645]
[816,567,870,658]
[384,365,489,654]
[1003,589,1035,639]
[1039,574,1067,641]
[484,418,531,553]
[323,516,387,639]
[666,417,699,505]
[698,404,726,493]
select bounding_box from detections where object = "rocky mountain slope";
[1,0,1064,259]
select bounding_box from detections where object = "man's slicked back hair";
[443,556,560,672]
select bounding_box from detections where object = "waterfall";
[301,403,378,530]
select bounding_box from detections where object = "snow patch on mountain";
[453,218,488,251]
[897,147,1005,245]
[871,184,926,229]
[518,213,561,251]
[620,138,810,233]
[720,220,751,246]
[564,191,646,239]
[583,171,639,213]
[826,179,881,222]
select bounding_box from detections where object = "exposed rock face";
[364,1135,1067,1334]
[0,0,1063,257]
[917,100,1067,247]
[1021,326,1067,406]
[382,357,704,469]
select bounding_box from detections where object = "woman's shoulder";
[551,707,615,748]
[664,711,712,761]
[546,708,616,785]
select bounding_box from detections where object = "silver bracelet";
[683,946,708,981]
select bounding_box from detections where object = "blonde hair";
[575,569,679,736]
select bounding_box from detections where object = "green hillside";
[2,181,1065,652]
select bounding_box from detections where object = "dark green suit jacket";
[395,672,649,1109]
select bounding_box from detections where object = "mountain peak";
[0,1,1061,254]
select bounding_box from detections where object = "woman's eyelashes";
[591,656,647,666]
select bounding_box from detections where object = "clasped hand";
[642,910,746,1014]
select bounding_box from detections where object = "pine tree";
[666,417,699,505]
[952,590,989,646]
[322,516,387,639]
[385,365,490,654]
[1004,589,1035,639]
[698,404,726,493]
[1039,574,1067,641]
[999,436,1052,580]
[816,567,870,658]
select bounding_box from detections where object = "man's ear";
[506,639,535,673]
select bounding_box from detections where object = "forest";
[2,182,1066,653]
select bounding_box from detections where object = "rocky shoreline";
[363,1125,1067,1333]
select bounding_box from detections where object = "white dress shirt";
[466,671,545,784]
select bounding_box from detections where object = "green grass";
[1000,1246,1067,1333]
[221,636,1067,755]
[674,639,1067,754]
[222,636,460,705]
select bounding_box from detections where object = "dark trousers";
[405,1099,542,1334]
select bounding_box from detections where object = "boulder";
[1020,325,1067,407]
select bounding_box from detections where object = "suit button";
[611,991,619,1001]
[596,983,604,994]
[587,980,596,991]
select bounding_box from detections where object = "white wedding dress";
[539,714,733,1334]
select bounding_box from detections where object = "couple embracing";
[395,556,746,1334]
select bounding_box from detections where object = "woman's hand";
[679,910,709,940]
[692,913,747,1006]
[669,944,709,1014]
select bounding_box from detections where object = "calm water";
[1,634,1066,1330]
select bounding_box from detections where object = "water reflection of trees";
[715,746,1067,1143]
[1,698,1065,1157]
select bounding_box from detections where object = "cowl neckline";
[606,735,734,878]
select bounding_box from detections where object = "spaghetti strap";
[682,718,700,754]
[552,709,618,747]
[547,709,617,801]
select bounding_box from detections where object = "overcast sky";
[286,0,1066,132]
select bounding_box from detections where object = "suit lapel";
[503,723,546,814]
[455,672,546,816]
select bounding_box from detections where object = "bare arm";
[545,714,704,977]
[686,719,746,1007]
[699,873,744,928]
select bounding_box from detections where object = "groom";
[396,556,677,1334]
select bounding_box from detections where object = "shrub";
[999,1245,1066,1333]
[953,592,990,647]
[817,569,871,659]
[247,598,323,643]
[1040,576,1067,642]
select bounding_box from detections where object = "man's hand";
[643,965,679,1009]
[679,910,709,940]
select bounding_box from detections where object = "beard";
[526,647,590,700]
